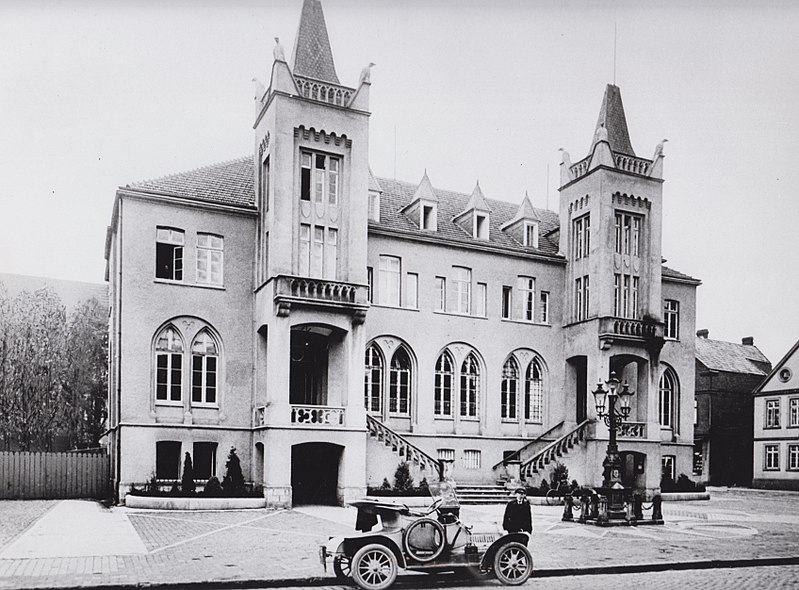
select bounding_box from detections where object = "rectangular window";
[475,214,488,239]
[573,215,589,259]
[299,224,311,276]
[156,352,182,402]
[197,233,224,286]
[575,276,589,321]
[614,274,622,317]
[615,212,642,255]
[614,214,622,254]
[191,354,217,405]
[405,273,418,309]
[366,267,374,303]
[463,449,481,470]
[475,282,487,317]
[378,256,401,306]
[436,277,446,312]
[766,399,781,428]
[437,448,455,462]
[368,192,380,222]
[422,204,436,231]
[300,153,312,201]
[661,455,676,482]
[324,228,338,280]
[664,300,680,339]
[155,441,181,480]
[155,227,184,281]
[501,286,512,319]
[540,291,549,323]
[765,444,780,471]
[311,226,324,277]
[623,275,630,317]
[583,275,589,320]
[327,157,339,205]
[453,266,471,314]
[631,276,639,319]
[632,217,640,256]
[192,442,217,480]
[518,276,535,322]
[790,398,799,427]
[789,444,799,471]
[260,156,270,212]
[525,222,539,248]
[693,443,704,475]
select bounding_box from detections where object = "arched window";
[434,351,454,416]
[659,368,678,428]
[389,348,412,415]
[155,326,183,402]
[364,344,383,413]
[501,358,519,420]
[525,359,544,423]
[191,330,218,405]
[460,353,480,418]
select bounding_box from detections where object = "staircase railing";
[366,415,443,479]
[520,419,592,479]
[491,421,565,471]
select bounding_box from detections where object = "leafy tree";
[222,447,245,495]
[393,461,414,492]
[181,452,195,494]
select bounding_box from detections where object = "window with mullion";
[765,444,780,470]
[525,360,543,423]
[378,256,401,306]
[389,349,411,415]
[191,331,218,405]
[460,353,479,418]
[789,444,799,470]
[197,234,224,286]
[453,266,471,314]
[434,352,454,417]
[155,228,184,281]
[155,326,183,402]
[790,398,799,428]
[364,345,383,414]
[501,358,519,420]
[766,399,781,428]
[659,370,677,428]
[664,300,680,339]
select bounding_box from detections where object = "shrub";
[393,462,414,492]
[222,447,245,496]
[204,476,223,497]
[181,452,195,494]
[539,478,550,494]
[379,477,392,491]
[661,473,705,493]
[551,462,569,487]
[418,477,430,495]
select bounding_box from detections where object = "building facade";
[693,331,771,486]
[752,339,799,490]
[105,0,700,506]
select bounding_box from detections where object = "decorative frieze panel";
[295,125,352,148]
[291,405,344,426]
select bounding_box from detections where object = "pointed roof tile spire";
[465,180,491,212]
[515,191,540,221]
[290,0,340,84]
[592,84,635,156]
[411,170,438,203]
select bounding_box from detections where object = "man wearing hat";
[503,487,533,534]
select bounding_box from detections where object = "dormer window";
[475,213,489,240]
[524,222,539,249]
[422,204,437,231]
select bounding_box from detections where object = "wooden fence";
[0,451,109,500]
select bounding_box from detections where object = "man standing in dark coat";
[503,487,533,533]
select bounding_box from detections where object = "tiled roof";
[593,84,635,157]
[0,272,108,312]
[125,157,255,209]
[696,337,771,376]
[290,0,340,84]
[662,265,700,283]
[374,177,561,256]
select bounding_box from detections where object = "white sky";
[1,0,797,365]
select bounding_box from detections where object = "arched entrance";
[291,442,342,505]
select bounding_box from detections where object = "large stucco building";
[105,0,700,506]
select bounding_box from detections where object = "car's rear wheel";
[333,555,351,579]
[351,543,398,590]
[493,541,533,585]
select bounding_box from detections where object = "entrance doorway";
[291,442,342,505]
[568,356,588,423]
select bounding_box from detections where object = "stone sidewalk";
[0,487,797,589]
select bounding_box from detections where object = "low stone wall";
[661,491,710,501]
[125,495,267,510]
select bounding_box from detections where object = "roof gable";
[695,337,771,376]
[754,339,799,393]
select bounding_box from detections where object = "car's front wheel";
[351,543,398,590]
[493,541,533,585]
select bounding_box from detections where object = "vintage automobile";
[320,481,533,590]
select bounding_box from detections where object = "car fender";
[342,534,407,569]
[479,532,530,571]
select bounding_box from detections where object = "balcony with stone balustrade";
[598,316,664,352]
[254,404,346,429]
[272,275,369,324]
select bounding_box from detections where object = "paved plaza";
[0,488,797,589]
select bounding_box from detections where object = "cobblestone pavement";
[0,501,58,549]
[0,488,796,589]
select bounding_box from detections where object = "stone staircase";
[520,419,592,478]
[455,483,512,505]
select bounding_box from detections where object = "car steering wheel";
[427,497,444,515]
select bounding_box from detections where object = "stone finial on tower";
[273,37,286,62]
[290,0,340,84]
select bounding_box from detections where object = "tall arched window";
[435,351,454,416]
[460,353,480,418]
[389,348,412,415]
[191,330,218,405]
[155,326,183,402]
[501,358,519,420]
[659,369,678,428]
[525,359,544,423]
[364,345,383,413]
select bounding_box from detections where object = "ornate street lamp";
[592,371,634,518]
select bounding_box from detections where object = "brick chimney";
[696,329,709,339]
[742,336,754,346]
